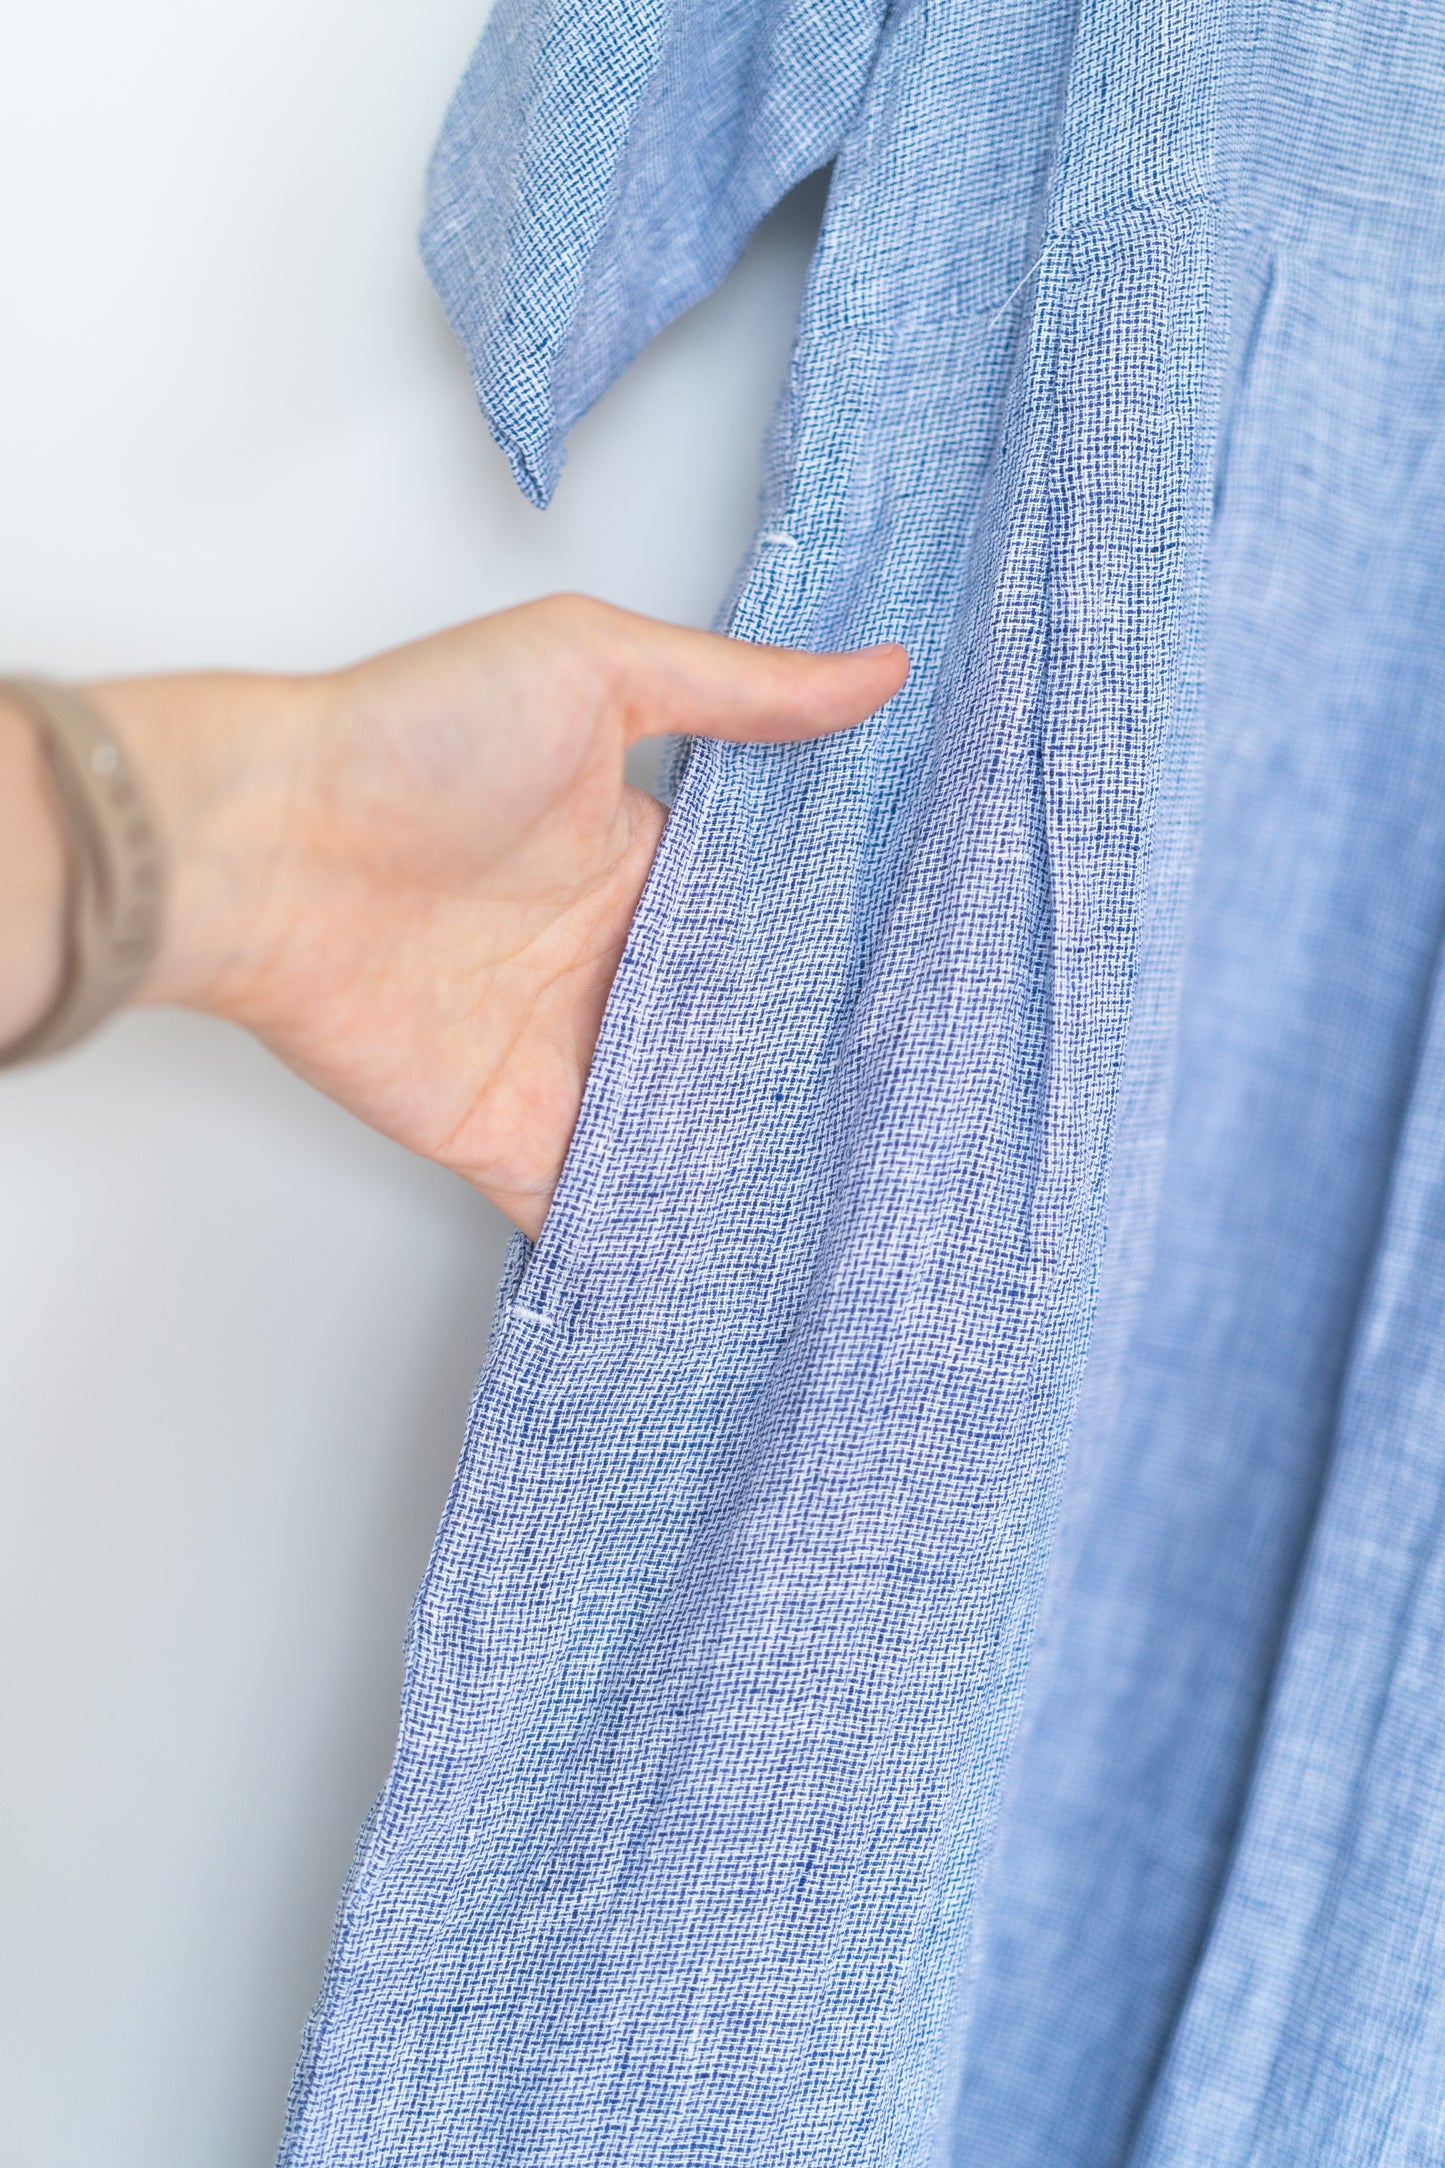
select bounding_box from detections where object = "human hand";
[95,597,907,1236]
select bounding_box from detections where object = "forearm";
[0,667,325,1060]
[0,693,67,1045]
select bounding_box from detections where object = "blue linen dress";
[279,2,1445,2161]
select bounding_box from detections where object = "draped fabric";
[279,3,1445,2161]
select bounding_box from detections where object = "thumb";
[602,608,909,748]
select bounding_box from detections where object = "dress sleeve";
[420,0,890,504]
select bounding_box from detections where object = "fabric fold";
[420,0,891,503]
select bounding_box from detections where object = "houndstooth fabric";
[279,2,1445,2161]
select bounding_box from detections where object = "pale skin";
[0,595,908,1237]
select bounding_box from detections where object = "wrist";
[84,669,332,1018]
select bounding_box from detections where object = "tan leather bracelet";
[0,677,165,1065]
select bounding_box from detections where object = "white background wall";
[0,6,819,2160]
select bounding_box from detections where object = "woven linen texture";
[279,1,1445,2162]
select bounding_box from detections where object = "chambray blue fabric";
[279,3,1445,2163]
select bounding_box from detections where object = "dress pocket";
[489,729,719,1333]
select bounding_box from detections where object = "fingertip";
[760,637,910,739]
[842,638,910,683]
[845,637,911,711]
